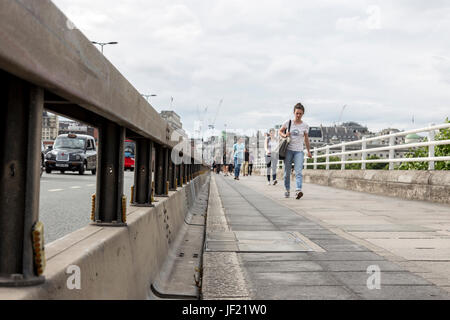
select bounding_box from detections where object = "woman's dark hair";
[293,103,305,113]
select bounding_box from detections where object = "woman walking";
[264,129,279,185]
[279,103,312,199]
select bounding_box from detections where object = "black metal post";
[163,147,169,195]
[132,138,153,206]
[169,153,176,191]
[154,144,168,196]
[94,121,126,226]
[0,71,45,286]
[177,164,182,187]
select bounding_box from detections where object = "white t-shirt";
[266,136,279,154]
[282,120,309,152]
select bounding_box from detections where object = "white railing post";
[389,131,395,170]
[313,148,317,170]
[304,152,307,170]
[341,144,346,170]
[428,123,435,170]
[361,137,367,170]
[325,146,330,170]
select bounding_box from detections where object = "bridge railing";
[252,123,450,172]
[0,0,208,287]
[304,123,450,171]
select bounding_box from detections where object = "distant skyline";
[53,0,449,135]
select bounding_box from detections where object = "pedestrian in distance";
[243,148,250,176]
[232,137,245,180]
[264,128,279,185]
[223,153,228,176]
[279,102,312,199]
[248,153,254,176]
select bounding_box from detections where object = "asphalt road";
[39,170,135,244]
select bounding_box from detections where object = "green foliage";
[397,118,450,171]
[366,155,389,170]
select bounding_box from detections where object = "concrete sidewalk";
[201,174,450,300]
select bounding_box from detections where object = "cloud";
[336,5,382,33]
[52,0,450,135]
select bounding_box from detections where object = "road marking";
[48,189,64,192]
[71,186,81,189]
[86,184,95,187]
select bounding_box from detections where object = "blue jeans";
[284,150,304,191]
[234,157,243,177]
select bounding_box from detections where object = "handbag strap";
[288,120,291,132]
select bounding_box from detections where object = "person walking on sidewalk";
[264,128,279,185]
[243,148,250,176]
[232,137,245,180]
[279,103,312,199]
[248,153,254,176]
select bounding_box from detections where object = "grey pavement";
[39,171,134,244]
[202,174,450,300]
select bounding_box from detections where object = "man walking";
[232,137,245,180]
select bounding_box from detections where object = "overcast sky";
[53,0,449,136]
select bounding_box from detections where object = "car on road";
[44,133,97,175]
[40,141,45,177]
[124,139,135,171]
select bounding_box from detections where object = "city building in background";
[160,110,188,138]
[42,111,59,145]
[58,120,98,141]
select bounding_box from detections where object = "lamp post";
[141,94,157,103]
[91,41,118,54]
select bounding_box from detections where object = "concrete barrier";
[303,170,450,205]
[253,168,450,205]
[0,173,210,300]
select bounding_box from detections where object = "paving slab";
[202,175,450,300]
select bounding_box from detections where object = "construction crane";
[208,99,223,130]
[337,105,347,125]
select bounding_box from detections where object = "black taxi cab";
[45,133,97,175]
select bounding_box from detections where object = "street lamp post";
[91,41,118,54]
[141,94,157,103]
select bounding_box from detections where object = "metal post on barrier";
[169,155,177,191]
[325,146,330,170]
[176,164,181,187]
[154,144,169,197]
[389,131,395,170]
[178,163,184,187]
[428,124,436,171]
[94,121,126,226]
[361,137,367,170]
[132,138,153,206]
[163,147,169,196]
[341,145,346,171]
[313,148,317,170]
[0,71,45,287]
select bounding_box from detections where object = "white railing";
[253,123,450,171]
[304,123,450,171]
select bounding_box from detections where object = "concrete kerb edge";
[201,175,253,300]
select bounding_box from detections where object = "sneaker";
[267,181,271,185]
[284,191,290,198]
[273,180,278,186]
[295,190,304,200]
